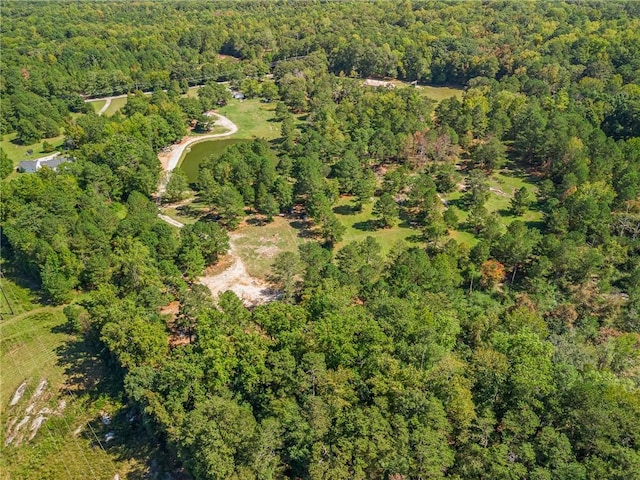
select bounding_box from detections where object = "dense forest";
[1,1,640,479]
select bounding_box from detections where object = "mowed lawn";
[417,85,464,102]
[216,99,280,140]
[0,277,149,479]
[102,96,128,117]
[87,99,106,113]
[333,196,421,255]
[0,133,65,166]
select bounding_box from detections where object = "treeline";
[0,86,234,302]
[109,240,640,479]
[2,1,639,142]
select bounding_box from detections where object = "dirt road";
[154,114,277,305]
[160,112,238,172]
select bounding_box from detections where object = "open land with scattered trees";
[1,1,640,479]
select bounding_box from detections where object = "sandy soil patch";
[364,78,395,88]
[489,187,508,197]
[199,241,278,307]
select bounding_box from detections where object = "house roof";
[17,153,73,173]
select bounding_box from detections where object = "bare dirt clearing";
[199,240,279,307]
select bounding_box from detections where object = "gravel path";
[85,93,129,115]
[157,214,184,228]
[97,98,111,115]
[162,112,238,172]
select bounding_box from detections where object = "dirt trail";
[153,108,277,306]
[157,214,184,228]
[199,240,278,307]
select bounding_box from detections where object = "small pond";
[178,138,249,182]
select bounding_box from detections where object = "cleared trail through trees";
[155,115,275,305]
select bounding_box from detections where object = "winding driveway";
[157,112,238,198]
[86,93,129,115]
[156,112,239,226]
[162,113,238,173]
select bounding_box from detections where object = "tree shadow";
[406,233,425,243]
[353,220,377,231]
[525,219,545,230]
[246,216,265,226]
[447,197,467,210]
[53,331,172,478]
[54,330,123,398]
[176,204,204,219]
[0,256,48,306]
[333,204,356,215]
[289,218,319,239]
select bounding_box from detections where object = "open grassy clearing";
[233,216,306,278]
[216,98,280,140]
[365,78,463,103]
[102,96,128,117]
[186,85,203,98]
[417,85,464,102]
[442,167,544,244]
[333,197,421,254]
[88,99,106,113]
[0,133,65,166]
[159,203,199,225]
[0,277,152,479]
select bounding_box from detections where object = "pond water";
[178,138,249,182]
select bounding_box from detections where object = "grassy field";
[177,98,281,183]
[441,167,543,245]
[0,276,152,479]
[87,99,106,113]
[216,98,280,140]
[233,217,306,278]
[103,96,128,117]
[186,85,202,98]
[417,85,464,102]
[333,197,421,254]
[159,203,200,225]
[365,78,463,103]
[0,133,65,166]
